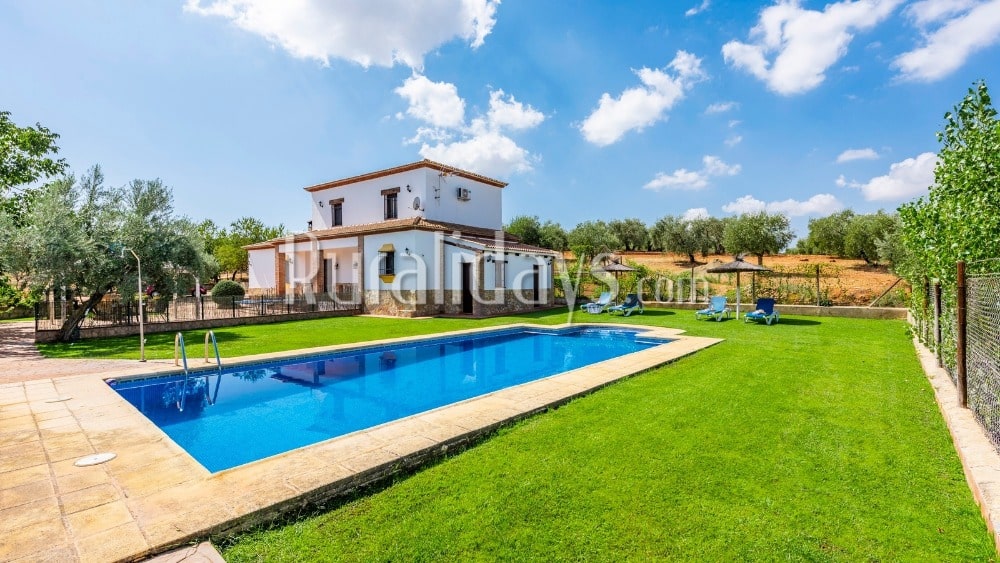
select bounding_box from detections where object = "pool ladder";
[173,331,224,412]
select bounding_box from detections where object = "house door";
[531,265,540,306]
[461,262,473,314]
[323,258,334,294]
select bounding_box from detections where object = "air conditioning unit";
[456,187,471,201]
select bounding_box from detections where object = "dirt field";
[613,252,908,307]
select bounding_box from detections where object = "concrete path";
[0,322,177,384]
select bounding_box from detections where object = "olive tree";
[608,218,648,251]
[213,217,285,280]
[723,211,794,265]
[7,166,215,341]
[652,215,702,263]
[505,215,542,246]
[844,211,896,265]
[538,220,568,251]
[802,209,855,256]
[567,220,620,260]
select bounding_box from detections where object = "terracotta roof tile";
[303,159,507,192]
[242,217,556,256]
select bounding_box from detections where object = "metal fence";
[35,287,362,331]
[966,271,1000,449]
[917,261,1000,451]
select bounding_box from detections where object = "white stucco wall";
[307,167,503,232]
[309,169,426,231]
[247,249,276,289]
[363,231,427,292]
[421,168,502,230]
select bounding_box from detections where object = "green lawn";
[36,309,566,360]
[0,316,32,323]
[40,308,994,559]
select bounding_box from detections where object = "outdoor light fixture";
[121,247,145,362]
[318,200,324,207]
[406,184,411,192]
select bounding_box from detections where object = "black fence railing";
[35,287,362,331]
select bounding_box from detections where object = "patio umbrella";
[600,260,636,302]
[706,257,771,318]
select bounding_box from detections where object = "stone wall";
[364,288,554,318]
[33,309,359,343]
[647,301,906,319]
[1,305,33,320]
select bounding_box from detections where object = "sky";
[2,0,1000,239]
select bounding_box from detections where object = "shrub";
[211,280,245,305]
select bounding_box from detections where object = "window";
[379,251,395,276]
[384,193,398,220]
[494,259,505,289]
[332,202,343,226]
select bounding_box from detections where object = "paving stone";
[67,499,135,538]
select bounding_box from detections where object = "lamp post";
[122,247,145,362]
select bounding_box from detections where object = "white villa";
[245,159,558,317]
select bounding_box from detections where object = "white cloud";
[728,119,742,128]
[907,0,976,26]
[835,174,850,187]
[644,155,741,191]
[395,75,466,128]
[419,131,535,177]
[722,193,844,216]
[682,207,711,220]
[836,147,879,162]
[580,51,705,146]
[396,77,546,178]
[894,0,1000,82]
[722,0,901,95]
[705,101,738,114]
[850,152,937,200]
[486,90,545,130]
[644,169,706,190]
[183,0,499,69]
[725,135,743,147]
[686,0,711,16]
[702,155,741,176]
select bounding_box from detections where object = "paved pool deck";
[0,322,720,562]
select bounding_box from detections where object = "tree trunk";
[687,252,696,264]
[57,291,106,342]
[756,254,764,265]
[230,270,237,281]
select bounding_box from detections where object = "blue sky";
[3,0,999,239]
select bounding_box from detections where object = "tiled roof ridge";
[303,159,507,192]
[244,217,523,249]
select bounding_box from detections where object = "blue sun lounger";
[744,298,779,325]
[608,293,643,316]
[695,296,731,322]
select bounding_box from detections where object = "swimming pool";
[110,326,672,472]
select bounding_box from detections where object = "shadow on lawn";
[769,317,822,326]
[39,329,257,359]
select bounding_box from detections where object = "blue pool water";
[110,326,670,472]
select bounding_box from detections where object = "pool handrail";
[175,332,191,412]
[205,330,223,405]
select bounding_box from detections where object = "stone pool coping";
[0,323,720,562]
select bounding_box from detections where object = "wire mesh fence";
[966,272,1000,450]
[35,287,362,331]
